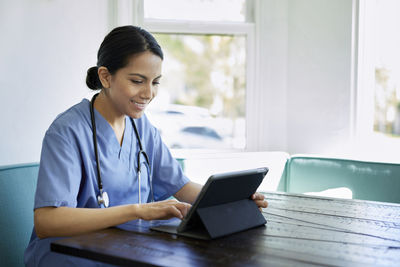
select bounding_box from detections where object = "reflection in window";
[147,34,246,149]
[182,126,223,140]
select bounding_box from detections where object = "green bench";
[0,163,39,267]
[278,155,400,203]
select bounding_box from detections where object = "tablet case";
[151,167,268,240]
[196,198,266,239]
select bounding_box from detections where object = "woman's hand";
[251,192,268,210]
[137,199,192,221]
[34,200,191,239]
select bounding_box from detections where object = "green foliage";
[154,33,246,118]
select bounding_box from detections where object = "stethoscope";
[90,93,154,208]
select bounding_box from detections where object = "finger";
[164,198,179,204]
[169,205,184,219]
[175,202,192,217]
[174,201,191,209]
[256,193,265,200]
[255,200,268,208]
[253,192,265,200]
[171,202,192,218]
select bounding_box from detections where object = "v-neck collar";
[91,104,133,157]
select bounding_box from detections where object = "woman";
[24,26,268,266]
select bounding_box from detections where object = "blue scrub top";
[24,99,189,267]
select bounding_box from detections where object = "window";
[372,0,400,138]
[139,0,254,150]
[356,0,400,161]
[147,33,246,149]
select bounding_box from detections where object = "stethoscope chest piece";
[97,190,109,208]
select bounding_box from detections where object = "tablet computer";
[150,167,268,240]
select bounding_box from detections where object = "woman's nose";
[141,83,154,99]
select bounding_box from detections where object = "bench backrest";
[283,156,400,203]
[0,163,39,267]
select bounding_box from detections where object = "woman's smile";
[131,100,148,111]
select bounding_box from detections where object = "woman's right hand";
[34,199,191,238]
[136,199,191,220]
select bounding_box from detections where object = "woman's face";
[106,51,162,119]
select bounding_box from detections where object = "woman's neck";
[93,91,126,145]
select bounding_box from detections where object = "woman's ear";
[98,67,111,89]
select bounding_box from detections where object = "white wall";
[287,0,354,155]
[258,0,354,156]
[0,0,356,166]
[253,0,289,152]
[0,0,110,165]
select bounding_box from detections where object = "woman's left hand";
[251,192,268,210]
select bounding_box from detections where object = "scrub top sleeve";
[35,131,82,209]
[151,129,190,201]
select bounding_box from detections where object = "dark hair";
[86,26,163,90]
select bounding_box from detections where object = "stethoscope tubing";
[90,93,153,207]
[90,94,104,193]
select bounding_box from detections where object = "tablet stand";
[196,199,266,239]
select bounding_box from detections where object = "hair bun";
[86,66,102,90]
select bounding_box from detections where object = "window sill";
[170,149,289,192]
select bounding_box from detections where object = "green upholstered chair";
[282,155,400,203]
[0,163,39,267]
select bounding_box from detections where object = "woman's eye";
[131,80,143,84]
[153,81,160,85]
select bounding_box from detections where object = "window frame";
[111,0,259,153]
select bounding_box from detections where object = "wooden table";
[51,192,400,266]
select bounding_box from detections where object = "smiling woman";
[24,24,267,267]
[23,25,206,267]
